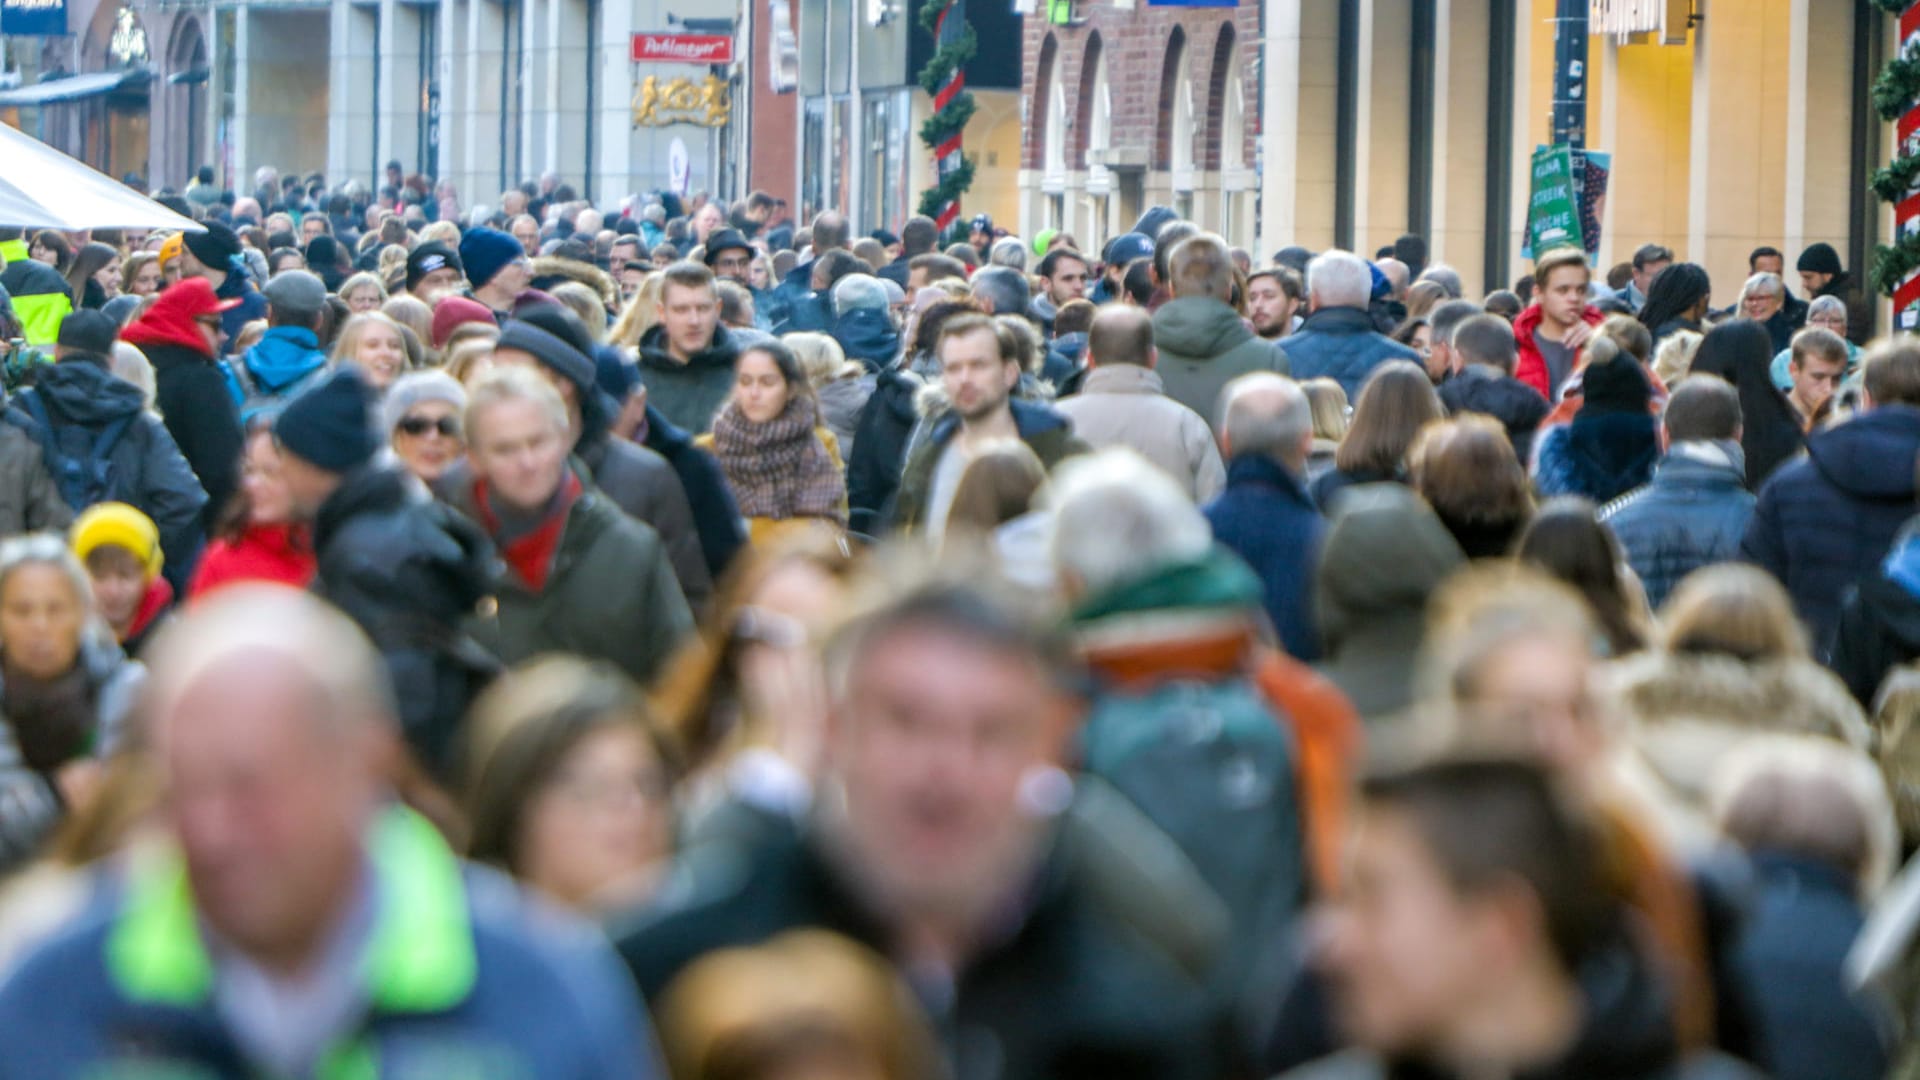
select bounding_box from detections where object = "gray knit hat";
[382,369,469,436]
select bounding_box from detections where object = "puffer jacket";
[635,323,748,434]
[1203,453,1324,660]
[1275,306,1415,401]
[312,465,499,780]
[0,636,143,870]
[1600,443,1756,611]
[846,366,925,536]
[1513,302,1605,400]
[1152,297,1290,421]
[889,398,1091,532]
[1438,365,1549,462]
[1602,649,1872,852]
[1742,404,1920,653]
[1533,412,1661,504]
[1831,525,1920,708]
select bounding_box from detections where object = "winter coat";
[765,261,832,334]
[1313,483,1465,723]
[0,636,142,869]
[876,254,911,290]
[213,265,268,355]
[527,255,620,315]
[1277,306,1417,401]
[846,367,923,536]
[616,822,1226,1080]
[890,398,1092,532]
[1513,302,1605,400]
[638,404,746,580]
[1309,466,1401,517]
[1691,319,1806,490]
[1602,649,1872,851]
[1438,365,1549,462]
[0,251,72,347]
[233,325,330,420]
[313,465,499,779]
[0,410,71,537]
[0,806,660,1079]
[578,434,713,614]
[1730,852,1888,1080]
[635,323,747,434]
[1204,454,1326,661]
[830,307,901,369]
[1152,296,1292,420]
[10,360,208,588]
[1831,527,1920,708]
[185,521,316,599]
[1056,364,1226,502]
[816,374,875,461]
[1600,444,1756,612]
[141,341,245,535]
[452,474,693,686]
[1741,405,1920,653]
[1533,412,1661,504]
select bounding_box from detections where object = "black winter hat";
[496,315,597,395]
[182,222,242,269]
[406,242,463,291]
[1580,354,1652,417]
[1797,242,1844,277]
[274,367,379,473]
[57,309,119,356]
[701,228,753,266]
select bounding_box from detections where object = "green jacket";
[455,476,694,684]
[0,239,74,347]
[1151,296,1289,422]
[891,398,1091,532]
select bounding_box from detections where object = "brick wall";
[1019,0,1258,176]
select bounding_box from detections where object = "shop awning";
[0,121,202,230]
[0,68,150,108]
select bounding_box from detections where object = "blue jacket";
[1275,306,1419,400]
[0,808,660,1079]
[1533,412,1661,505]
[242,326,328,395]
[831,307,901,369]
[1203,454,1326,661]
[214,264,269,356]
[767,262,831,334]
[1743,405,1920,654]
[1600,444,1756,611]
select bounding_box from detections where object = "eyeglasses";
[397,415,461,438]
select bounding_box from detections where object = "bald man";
[1056,306,1225,502]
[0,586,661,1078]
[1203,373,1326,660]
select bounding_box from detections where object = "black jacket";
[846,366,924,537]
[641,404,746,579]
[145,341,244,535]
[312,466,499,779]
[1831,546,1920,708]
[1439,366,1550,462]
[616,823,1225,1080]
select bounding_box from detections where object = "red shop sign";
[631,33,735,64]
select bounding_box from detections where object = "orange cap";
[157,233,183,268]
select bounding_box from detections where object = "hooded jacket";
[0,248,72,347]
[1741,404,1920,652]
[636,322,747,434]
[240,325,329,400]
[889,398,1091,532]
[123,297,246,533]
[10,360,208,587]
[1439,365,1550,462]
[1831,527,1920,707]
[831,307,901,370]
[0,635,143,869]
[1275,306,1414,401]
[846,366,924,536]
[212,264,268,354]
[1204,454,1325,660]
[1152,297,1291,419]
[1600,444,1756,611]
[1512,302,1606,400]
[1533,412,1661,504]
[0,392,70,538]
[1056,364,1225,502]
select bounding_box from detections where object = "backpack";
[1874,662,1920,845]
[16,390,133,512]
[1078,677,1306,984]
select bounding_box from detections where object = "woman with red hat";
[121,278,246,536]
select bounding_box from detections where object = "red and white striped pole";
[1895,2,1920,323]
[930,0,968,232]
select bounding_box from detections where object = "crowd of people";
[0,163,1917,1079]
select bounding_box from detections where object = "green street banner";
[1527,145,1585,257]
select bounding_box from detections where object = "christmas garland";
[916,0,977,221]
[1870,231,1920,298]
[1873,40,1920,123]
[1875,0,1908,13]
[1872,3,1920,302]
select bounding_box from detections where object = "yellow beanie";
[71,502,163,581]
[157,232,184,270]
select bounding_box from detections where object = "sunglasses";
[397,415,461,438]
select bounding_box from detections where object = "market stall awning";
[0,120,201,231]
[0,68,150,108]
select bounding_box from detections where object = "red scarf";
[125,576,175,644]
[474,471,582,593]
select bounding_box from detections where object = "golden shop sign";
[632,75,732,128]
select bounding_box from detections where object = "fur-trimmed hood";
[528,255,619,314]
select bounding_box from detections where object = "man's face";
[413,267,462,305]
[907,267,928,292]
[1247,277,1296,338]
[970,227,991,250]
[1791,353,1847,414]
[1043,256,1089,306]
[277,449,341,520]
[470,396,569,513]
[511,217,540,256]
[385,166,402,188]
[1540,267,1588,328]
[159,654,374,965]
[1320,805,1501,1057]
[662,282,719,357]
[1801,270,1834,296]
[1425,337,1452,383]
[692,204,725,242]
[940,328,1017,423]
[619,267,647,307]
[484,255,532,300]
[826,625,1063,921]
[1753,254,1785,278]
[300,216,326,244]
[610,240,642,266]
[711,247,753,284]
[1633,258,1669,295]
[501,191,528,217]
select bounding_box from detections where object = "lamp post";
[1550,0,1586,149]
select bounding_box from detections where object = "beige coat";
[1056,364,1226,503]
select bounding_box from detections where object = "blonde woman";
[608,271,665,352]
[331,311,412,393]
[337,271,388,314]
[1301,377,1349,483]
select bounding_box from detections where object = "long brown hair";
[1408,414,1534,528]
[1334,360,1443,475]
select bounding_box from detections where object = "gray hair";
[1219,372,1312,469]
[1419,263,1465,299]
[1807,294,1848,322]
[832,273,891,316]
[1307,250,1373,310]
[988,237,1029,271]
[1046,449,1212,598]
[1428,299,1483,347]
[970,266,1032,318]
[383,369,469,436]
[1740,272,1785,303]
[0,534,100,644]
[466,364,571,442]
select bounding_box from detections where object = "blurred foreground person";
[1289,759,1759,1080]
[618,553,1226,1079]
[186,422,317,598]
[0,586,660,1077]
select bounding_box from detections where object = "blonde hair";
[784,331,861,389]
[609,271,666,349]
[330,311,408,369]
[466,363,570,441]
[549,281,610,340]
[337,271,388,310]
[1657,563,1807,661]
[1653,330,1703,387]
[1302,377,1350,443]
[418,220,461,249]
[380,295,434,356]
[444,338,497,389]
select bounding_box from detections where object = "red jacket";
[187,523,317,599]
[1512,302,1604,400]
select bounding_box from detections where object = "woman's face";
[517,725,672,910]
[1742,289,1783,322]
[391,400,464,483]
[85,549,146,638]
[733,351,792,424]
[1410,325,1431,358]
[345,285,382,314]
[29,240,57,266]
[129,260,162,297]
[95,258,121,297]
[0,563,85,681]
[1809,306,1849,338]
[749,260,770,290]
[240,430,296,526]
[351,325,408,389]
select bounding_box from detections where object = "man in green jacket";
[1151,232,1289,426]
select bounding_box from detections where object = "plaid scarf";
[709,395,846,526]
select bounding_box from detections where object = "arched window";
[1158,28,1193,218]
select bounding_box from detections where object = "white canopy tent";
[0,122,202,232]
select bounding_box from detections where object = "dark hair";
[901,216,939,256]
[1637,263,1712,335]
[1429,299,1483,347]
[1122,258,1157,306]
[1361,758,1611,973]
[1451,314,1518,373]
[660,261,717,296]
[1036,247,1088,281]
[715,281,754,326]
[1391,317,1430,350]
[1631,243,1675,271]
[935,313,1007,365]
[30,230,73,273]
[1336,361,1443,475]
[1052,298,1097,337]
[907,252,968,285]
[911,297,987,357]
[812,250,871,292]
[1662,374,1742,442]
[1251,266,1305,301]
[1484,290,1523,321]
[738,339,814,400]
[196,165,215,184]
[1749,246,1783,269]
[1152,221,1200,286]
[1515,497,1646,655]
